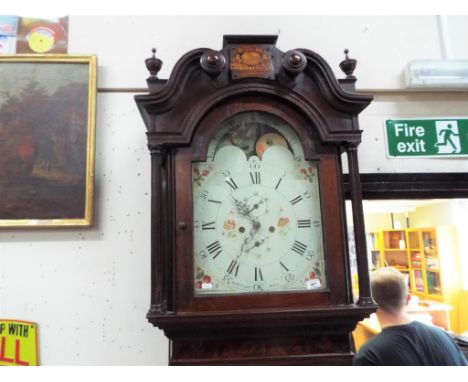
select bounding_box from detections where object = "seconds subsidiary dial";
[193,111,326,295]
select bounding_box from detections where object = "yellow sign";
[0,320,38,366]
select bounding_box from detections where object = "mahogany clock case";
[135,35,375,365]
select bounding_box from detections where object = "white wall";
[1,15,468,365]
[67,15,468,90]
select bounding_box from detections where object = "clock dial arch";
[193,112,327,296]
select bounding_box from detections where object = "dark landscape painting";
[0,58,96,226]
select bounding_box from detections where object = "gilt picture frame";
[0,55,97,227]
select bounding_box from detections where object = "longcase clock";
[135,35,376,365]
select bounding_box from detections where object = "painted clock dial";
[193,111,326,295]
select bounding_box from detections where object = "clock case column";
[135,35,375,365]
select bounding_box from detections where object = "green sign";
[385,118,468,157]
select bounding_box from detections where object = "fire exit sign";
[385,118,468,157]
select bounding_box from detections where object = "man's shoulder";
[353,322,422,366]
[362,328,395,350]
[403,320,451,338]
[352,331,393,366]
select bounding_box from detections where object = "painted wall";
[452,200,468,290]
[409,201,454,227]
[459,291,468,334]
[360,213,393,232]
[1,15,468,365]
[67,15,468,90]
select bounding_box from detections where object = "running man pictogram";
[434,121,461,154]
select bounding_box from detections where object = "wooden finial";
[339,48,357,79]
[145,48,163,78]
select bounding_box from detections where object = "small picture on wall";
[0,55,97,227]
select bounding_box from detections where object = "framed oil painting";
[0,55,97,227]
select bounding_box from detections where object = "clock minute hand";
[236,237,251,263]
[232,197,263,260]
[236,217,261,261]
[239,219,259,250]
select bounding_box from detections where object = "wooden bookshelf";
[367,227,449,302]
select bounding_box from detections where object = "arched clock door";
[135,35,375,365]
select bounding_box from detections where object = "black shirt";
[353,321,468,366]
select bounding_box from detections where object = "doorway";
[344,173,468,335]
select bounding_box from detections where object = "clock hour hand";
[232,197,250,218]
[232,196,266,222]
[246,199,264,215]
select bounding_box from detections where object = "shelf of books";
[367,227,450,302]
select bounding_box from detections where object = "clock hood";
[135,35,373,148]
